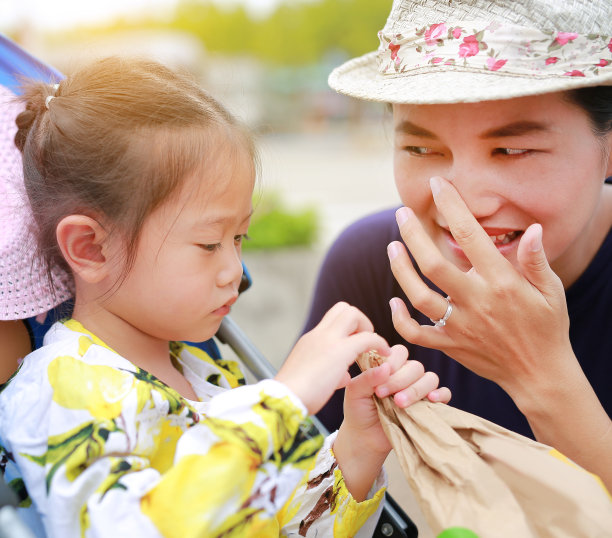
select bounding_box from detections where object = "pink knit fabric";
[0,85,73,320]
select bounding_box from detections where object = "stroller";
[0,34,418,538]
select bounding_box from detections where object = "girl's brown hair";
[15,56,256,298]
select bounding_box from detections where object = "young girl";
[304,0,612,491]
[0,56,449,537]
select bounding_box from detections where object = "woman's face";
[393,92,612,285]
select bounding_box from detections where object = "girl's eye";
[234,233,250,245]
[494,148,530,156]
[403,146,438,156]
[199,243,221,252]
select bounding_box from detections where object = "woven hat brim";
[329,52,612,104]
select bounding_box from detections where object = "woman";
[303,0,612,490]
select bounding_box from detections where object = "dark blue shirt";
[303,203,612,437]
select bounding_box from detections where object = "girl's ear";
[56,215,110,283]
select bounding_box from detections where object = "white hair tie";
[45,83,60,109]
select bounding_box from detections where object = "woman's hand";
[387,176,612,491]
[334,349,450,500]
[275,301,392,416]
[387,176,572,405]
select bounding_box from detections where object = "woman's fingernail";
[430,176,442,196]
[389,297,399,314]
[428,390,440,402]
[395,207,411,227]
[387,242,400,260]
[530,223,543,252]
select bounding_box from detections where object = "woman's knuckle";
[411,290,431,311]
[418,255,444,277]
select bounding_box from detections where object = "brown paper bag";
[357,352,612,537]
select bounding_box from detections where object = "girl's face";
[105,144,254,344]
[393,92,612,286]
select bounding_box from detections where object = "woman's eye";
[494,147,530,156]
[404,146,437,156]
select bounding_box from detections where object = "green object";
[437,528,480,538]
[243,194,318,250]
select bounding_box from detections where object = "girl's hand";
[334,348,450,500]
[387,175,573,408]
[275,302,392,416]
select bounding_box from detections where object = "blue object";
[0,33,62,94]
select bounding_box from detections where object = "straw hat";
[329,0,612,104]
[0,86,73,320]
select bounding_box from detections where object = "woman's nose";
[446,161,505,219]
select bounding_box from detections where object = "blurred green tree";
[171,0,388,65]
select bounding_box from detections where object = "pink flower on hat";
[555,32,578,46]
[597,59,610,67]
[425,23,446,46]
[458,35,481,58]
[608,38,612,53]
[389,42,401,60]
[452,27,462,39]
[431,57,444,64]
[486,57,507,71]
[564,70,585,77]
[545,57,559,65]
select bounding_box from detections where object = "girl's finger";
[337,305,375,335]
[345,332,392,360]
[429,176,512,279]
[349,362,392,398]
[321,302,375,336]
[375,359,425,399]
[392,371,441,408]
[388,238,456,323]
[381,344,409,374]
[427,386,452,404]
[317,301,353,328]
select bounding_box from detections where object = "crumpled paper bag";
[357,351,612,537]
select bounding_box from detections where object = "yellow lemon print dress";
[0,320,385,537]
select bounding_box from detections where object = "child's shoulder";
[1,320,136,407]
[38,319,136,370]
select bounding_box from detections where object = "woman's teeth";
[489,231,520,245]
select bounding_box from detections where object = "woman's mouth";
[488,231,521,245]
[442,227,523,261]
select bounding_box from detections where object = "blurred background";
[1,2,434,531]
[2,0,401,366]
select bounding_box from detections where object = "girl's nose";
[216,244,244,289]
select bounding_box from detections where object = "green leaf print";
[22,419,121,493]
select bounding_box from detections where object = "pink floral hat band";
[378,21,611,80]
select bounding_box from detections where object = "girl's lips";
[213,305,230,316]
[212,295,238,317]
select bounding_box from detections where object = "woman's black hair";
[566,86,612,137]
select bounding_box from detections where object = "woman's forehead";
[392,92,582,132]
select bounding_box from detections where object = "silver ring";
[430,296,452,327]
